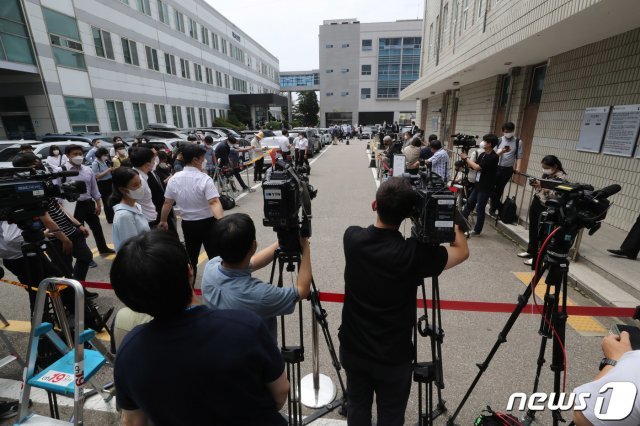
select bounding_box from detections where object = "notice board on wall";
[576,106,610,153]
[601,104,640,157]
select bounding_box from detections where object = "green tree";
[293,91,319,127]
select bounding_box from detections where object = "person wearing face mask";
[45,145,68,169]
[228,136,253,192]
[518,155,567,266]
[110,136,124,158]
[203,136,216,177]
[460,134,500,236]
[85,139,103,165]
[110,168,150,252]
[112,143,128,168]
[65,145,114,255]
[91,147,115,224]
[129,147,160,228]
[159,144,224,277]
[489,122,524,217]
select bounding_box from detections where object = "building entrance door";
[2,115,35,140]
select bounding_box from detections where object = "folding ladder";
[15,278,114,425]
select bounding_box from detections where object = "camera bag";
[219,194,236,210]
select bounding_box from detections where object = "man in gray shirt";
[490,121,524,216]
[201,213,312,340]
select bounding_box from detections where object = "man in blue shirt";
[201,213,312,340]
[111,230,289,425]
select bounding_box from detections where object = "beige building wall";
[452,76,499,137]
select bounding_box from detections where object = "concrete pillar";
[250,105,257,128]
[287,92,293,124]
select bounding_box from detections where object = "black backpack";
[219,194,235,210]
[500,196,518,224]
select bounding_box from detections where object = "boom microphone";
[592,184,622,200]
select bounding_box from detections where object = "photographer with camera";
[517,155,567,266]
[489,122,524,217]
[111,230,289,426]
[339,177,469,425]
[572,331,640,426]
[201,213,312,340]
[460,134,500,236]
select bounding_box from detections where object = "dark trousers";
[620,214,640,257]
[233,168,248,189]
[463,189,491,234]
[97,179,114,223]
[181,217,218,276]
[254,157,265,181]
[490,166,514,214]
[74,199,110,252]
[340,348,412,426]
[527,196,545,257]
[49,229,93,281]
[296,150,309,168]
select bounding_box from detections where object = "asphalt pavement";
[0,138,616,425]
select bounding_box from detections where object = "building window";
[205,67,213,84]
[360,88,371,99]
[132,102,149,130]
[157,0,169,24]
[0,1,35,65]
[194,63,202,82]
[499,74,510,107]
[212,33,219,50]
[145,46,159,71]
[341,68,349,73]
[121,37,139,66]
[428,24,434,60]
[135,0,151,15]
[477,0,484,18]
[201,26,209,46]
[325,44,333,48]
[325,92,333,97]
[106,100,128,132]
[341,91,349,96]
[462,0,470,30]
[65,97,99,132]
[185,107,196,128]
[361,64,371,76]
[42,8,86,69]
[224,74,230,89]
[180,58,190,79]
[221,38,228,55]
[362,39,372,51]
[443,3,449,46]
[174,10,185,33]
[451,0,459,44]
[529,65,547,104]
[325,69,333,73]
[154,104,167,123]
[199,108,207,127]
[188,18,198,40]
[341,43,349,48]
[164,53,176,75]
[172,105,183,127]
[92,27,114,60]
[377,37,421,99]
[215,70,222,86]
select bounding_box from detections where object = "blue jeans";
[463,189,491,234]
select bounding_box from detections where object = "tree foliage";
[293,91,319,127]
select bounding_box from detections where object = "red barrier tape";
[79,281,636,318]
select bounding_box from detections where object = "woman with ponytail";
[111,167,150,252]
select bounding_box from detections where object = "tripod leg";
[550,272,569,426]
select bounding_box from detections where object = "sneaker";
[607,249,637,260]
[517,252,533,258]
[524,258,533,266]
[88,260,98,268]
[0,398,18,419]
[465,230,479,238]
[99,248,115,255]
[243,187,256,193]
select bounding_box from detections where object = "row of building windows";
[0,0,35,65]
[41,7,264,94]
[65,96,229,133]
[118,0,278,81]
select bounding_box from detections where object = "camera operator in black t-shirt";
[339,177,469,426]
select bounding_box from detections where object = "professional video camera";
[0,167,86,223]
[405,160,457,245]
[451,133,479,152]
[263,160,317,253]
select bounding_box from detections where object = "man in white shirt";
[295,132,310,169]
[129,147,158,227]
[159,144,224,275]
[277,129,292,163]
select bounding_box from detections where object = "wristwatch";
[599,357,617,371]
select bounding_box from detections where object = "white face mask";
[127,186,145,200]
[479,141,487,149]
[70,156,84,165]
[504,132,515,139]
[52,150,60,156]
[542,167,553,175]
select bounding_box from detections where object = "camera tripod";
[414,275,447,425]
[448,225,573,426]
[268,249,347,426]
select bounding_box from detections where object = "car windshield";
[0,147,20,162]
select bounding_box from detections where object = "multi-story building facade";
[403,0,640,231]
[319,18,422,128]
[0,0,280,139]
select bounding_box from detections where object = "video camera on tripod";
[404,160,458,245]
[0,167,86,223]
[451,133,479,153]
[263,160,318,253]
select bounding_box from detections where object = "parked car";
[318,129,332,145]
[288,128,322,157]
[41,133,113,150]
[240,130,260,142]
[0,141,91,169]
[207,127,243,139]
[359,127,373,139]
[0,140,42,153]
[145,138,186,155]
[259,130,290,170]
[141,124,190,141]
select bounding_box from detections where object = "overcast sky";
[205,0,425,71]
